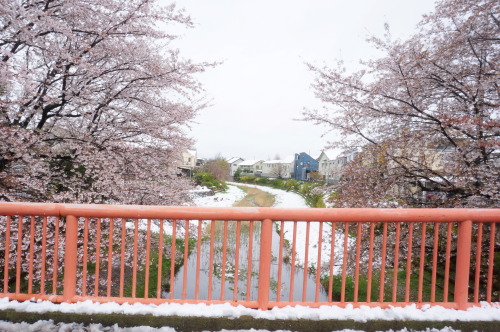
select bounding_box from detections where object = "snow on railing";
[0,203,499,310]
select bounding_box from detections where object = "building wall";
[293,152,319,181]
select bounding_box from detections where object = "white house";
[316,151,337,181]
[237,160,264,176]
[262,157,294,178]
[226,157,244,176]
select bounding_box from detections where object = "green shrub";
[193,172,227,192]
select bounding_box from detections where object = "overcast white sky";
[170,0,437,160]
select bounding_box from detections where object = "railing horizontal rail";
[0,202,499,222]
[1,202,499,311]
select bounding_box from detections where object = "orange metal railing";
[0,202,499,310]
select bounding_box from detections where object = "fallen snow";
[1,297,499,322]
[192,185,246,208]
[0,319,464,332]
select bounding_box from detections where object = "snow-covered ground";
[0,297,499,331]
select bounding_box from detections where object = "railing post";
[258,218,273,310]
[63,215,78,302]
[454,219,472,310]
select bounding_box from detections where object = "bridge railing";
[0,202,499,310]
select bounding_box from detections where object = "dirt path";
[232,185,275,207]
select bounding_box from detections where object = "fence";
[0,202,499,310]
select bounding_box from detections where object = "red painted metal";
[289,220,297,302]
[234,221,241,302]
[328,222,336,302]
[474,222,483,303]
[246,220,254,302]
[487,222,496,302]
[3,216,11,294]
[315,221,323,302]
[302,221,310,302]
[257,218,272,310]
[119,218,126,298]
[392,222,401,303]
[208,220,215,301]
[107,218,115,297]
[366,222,374,302]
[182,219,189,300]
[170,219,177,300]
[455,220,473,310]
[277,220,284,302]
[63,215,78,302]
[157,219,164,299]
[195,219,202,300]
[1,203,499,311]
[379,222,388,302]
[96,218,102,297]
[443,222,452,302]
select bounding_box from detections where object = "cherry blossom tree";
[0,0,210,295]
[305,0,499,208]
[1,0,210,205]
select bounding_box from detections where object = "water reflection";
[166,220,328,302]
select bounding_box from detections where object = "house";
[293,152,319,181]
[226,157,244,176]
[316,151,338,182]
[179,150,198,177]
[262,156,294,178]
[237,160,264,176]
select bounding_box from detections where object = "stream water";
[165,220,329,302]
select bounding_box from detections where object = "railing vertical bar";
[486,222,496,302]
[119,218,126,298]
[379,222,388,302]
[52,217,61,294]
[258,218,273,310]
[341,222,348,303]
[41,216,48,294]
[94,218,102,297]
[367,222,375,302]
[3,216,11,294]
[302,221,310,302]
[455,220,472,310]
[182,219,190,300]
[354,222,362,303]
[131,218,138,298]
[220,220,228,301]
[52,216,60,295]
[289,221,297,302]
[443,222,452,302]
[405,222,414,302]
[157,219,164,299]
[246,220,254,302]
[28,216,35,294]
[315,221,323,302]
[473,222,483,303]
[431,222,440,303]
[277,220,284,302]
[195,219,202,300]
[15,215,23,294]
[208,220,215,301]
[328,222,336,302]
[418,222,427,303]
[169,220,177,300]
[234,221,241,302]
[82,217,89,297]
[392,222,401,303]
[63,215,78,302]
[106,218,115,297]
[144,218,152,299]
